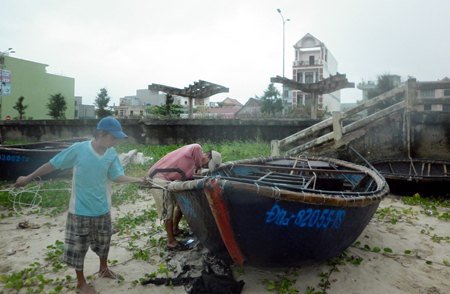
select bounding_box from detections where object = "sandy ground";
[1,192,449,294]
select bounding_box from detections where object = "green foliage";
[145,93,185,118]
[94,87,114,118]
[146,104,184,118]
[263,277,298,294]
[13,96,28,120]
[258,83,283,116]
[0,260,73,293]
[402,193,450,220]
[0,141,271,215]
[45,240,67,272]
[165,93,174,115]
[46,93,67,119]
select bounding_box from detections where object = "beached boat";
[0,137,90,181]
[370,158,450,196]
[167,156,389,267]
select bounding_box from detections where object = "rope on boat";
[255,183,260,195]
[273,186,281,200]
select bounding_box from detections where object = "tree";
[259,84,283,116]
[146,93,184,118]
[146,104,184,118]
[94,88,114,118]
[13,96,28,120]
[165,94,174,116]
[47,93,67,119]
[367,73,404,114]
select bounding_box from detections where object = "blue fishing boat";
[0,138,90,180]
[167,156,389,268]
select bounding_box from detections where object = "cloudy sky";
[1,0,449,106]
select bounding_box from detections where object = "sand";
[1,192,449,294]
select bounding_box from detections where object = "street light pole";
[277,9,290,79]
[277,9,290,110]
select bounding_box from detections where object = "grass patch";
[0,140,271,215]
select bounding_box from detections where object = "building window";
[443,104,450,111]
[424,104,431,110]
[305,72,314,84]
[297,72,303,83]
[444,89,450,97]
[420,90,435,98]
[297,93,303,105]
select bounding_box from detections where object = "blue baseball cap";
[97,117,128,139]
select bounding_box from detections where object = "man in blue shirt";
[15,117,147,294]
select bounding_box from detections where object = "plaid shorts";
[63,212,112,271]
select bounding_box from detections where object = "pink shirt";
[148,144,203,181]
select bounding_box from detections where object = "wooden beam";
[150,80,229,99]
[271,74,355,94]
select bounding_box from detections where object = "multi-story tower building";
[290,33,340,113]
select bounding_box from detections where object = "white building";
[290,33,340,113]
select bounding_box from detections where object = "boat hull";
[0,138,89,180]
[169,156,388,267]
[370,158,450,196]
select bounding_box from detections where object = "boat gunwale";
[371,158,450,180]
[168,156,389,207]
[0,137,91,151]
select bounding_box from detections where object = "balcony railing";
[293,60,324,66]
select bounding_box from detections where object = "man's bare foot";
[173,228,185,236]
[76,283,98,294]
[98,267,123,280]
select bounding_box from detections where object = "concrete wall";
[0,119,321,146]
[1,112,449,164]
[308,111,450,163]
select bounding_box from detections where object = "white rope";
[1,179,68,215]
[4,184,42,215]
[2,175,150,216]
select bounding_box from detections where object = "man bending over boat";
[147,144,222,251]
[14,117,148,294]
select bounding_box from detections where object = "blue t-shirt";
[50,140,124,216]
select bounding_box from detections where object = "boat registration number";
[266,203,346,229]
[0,154,30,162]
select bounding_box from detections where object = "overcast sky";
[2,0,449,106]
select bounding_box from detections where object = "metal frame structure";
[149,80,229,118]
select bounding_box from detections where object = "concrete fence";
[0,118,321,146]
